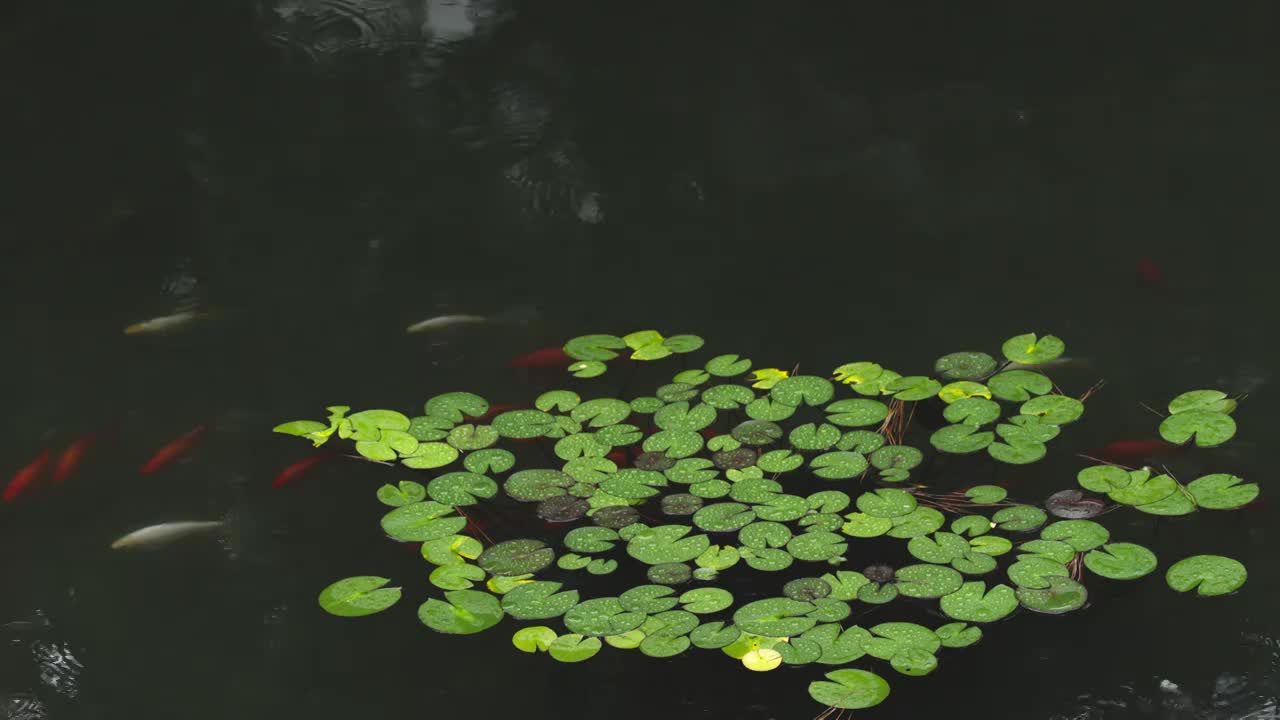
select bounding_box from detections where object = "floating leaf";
[1078,465,1131,493]
[512,626,558,653]
[377,481,427,507]
[935,622,982,648]
[401,442,459,469]
[896,565,964,598]
[619,585,679,614]
[702,384,755,410]
[1084,543,1157,580]
[988,439,1047,465]
[939,582,1018,623]
[501,581,579,620]
[935,352,998,381]
[931,424,994,453]
[564,334,626,362]
[538,496,590,523]
[569,361,607,378]
[1186,473,1258,510]
[1019,395,1084,425]
[428,472,498,506]
[423,394,488,424]
[749,369,790,390]
[988,370,1053,402]
[563,527,620,554]
[1001,333,1065,364]
[1040,520,1110,552]
[604,629,646,649]
[886,375,943,401]
[464,448,516,475]
[825,398,890,427]
[757,449,804,473]
[564,597,646,637]
[856,489,917,519]
[993,505,1047,532]
[733,598,816,636]
[745,397,796,422]
[421,535,483,566]
[648,562,694,585]
[732,420,784,446]
[1166,555,1247,596]
[808,668,891,710]
[706,354,752,377]
[663,334,705,354]
[1108,472,1178,506]
[695,545,740,571]
[601,469,668,500]
[1016,576,1087,614]
[656,383,700,403]
[680,587,735,614]
[1018,539,1076,565]
[643,430,705,458]
[837,430,885,454]
[318,576,401,617]
[810,451,868,480]
[492,410,558,439]
[417,590,504,635]
[674,369,711,385]
[771,375,834,407]
[951,515,993,538]
[944,397,1002,426]
[536,390,581,413]
[1045,489,1106,519]
[865,622,941,676]
[1168,389,1237,415]
[786,532,848,562]
[504,469,573,502]
[380,502,464,542]
[1160,409,1237,447]
[429,563,487,591]
[743,647,784,671]
[939,381,992,404]
[1134,487,1198,516]
[407,415,453,441]
[477,539,555,576]
[1007,556,1069,589]
[548,634,602,662]
[274,420,327,438]
[690,621,742,649]
[355,440,397,462]
[627,525,711,564]
[790,423,841,451]
[557,553,591,570]
[693,502,757,532]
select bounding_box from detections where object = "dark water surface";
[4,2,1279,718]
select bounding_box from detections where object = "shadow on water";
[3,1,1280,718]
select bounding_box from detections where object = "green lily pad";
[477,539,555,576]
[857,582,899,604]
[500,581,579,620]
[649,562,693,585]
[464,448,516,475]
[674,369,711,385]
[1016,576,1087,614]
[938,381,992,404]
[1108,473,1178,506]
[935,622,982,648]
[428,472,498,506]
[377,481,427,507]
[446,425,498,451]
[417,589,504,634]
[988,439,1047,465]
[1019,395,1084,425]
[783,578,832,602]
[807,668,891,710]
[896,564,964,598]
[1040,519,1110,551]
[643,430,705,458]
[887,507,946,538]
[1134,487,1198,516]
[318,576,401,617]
[380,502,464,542]
[931,424,995,453]
[1007,556,1069,589]
[939,581,1018,623]
[571,399,632,429]
[790,423,842,451]
[1084,543,1158,580]
[563,527,620,554]
[355,440,397,462]
[951,515,993,537]
[1166,555,1248,596]
[837,430,886,454]
[772,376,835,407]
[732,420,784,446]
[998,415,1061,443]
[563,457,618,484]
[619,585,680,614]
[964,485,1007,504]
[535,390,581,413]
[429,563,487,591]
[662,334,705,353]
[756,449,804,473]
[1160,410,1237,447]
[886,375,943,401]
[1078,465,1132,493]
[597,424,643,446]
[557,553,591,570]
[870,445,923,471]
[935,351,998,381]
[505,469,574,502]
[564,597,646,637]
[865,622,941,676]
[733,598,816,637]
[422,394,488,424]
[420,535,483,566]
[741,548,794,572]
[627,525,711,564]
[810,451,868,480]
[656,383,700,403]
[553,433,609,461]
[1018,539,1076,564]
[512,626,558,653]
[492,410,558,439]
[538,496,591,523]
[712,447,758,470]
[680,587,735,614]
[569,361,607,378]
[908,532,969,564]
[739,520,793,548]
[745,397,796,422]
[1001,333,1065,364]
[401,442,460,469]
[706,354,752,376]
[407,415,454,441]
[825,399,890,428]
[841,513,892,538]
[993,505,1048,532]
[690,621,742,649]
[653,402,717,433]
[857,488,917,518]
[988,370,1053,402]
[695,545,740,571]
[702,384,756,410]
[693,502,757,533]
[564,334,626,362]
[1186,473,1258,510]
[1168,389,1237,415]
[944,397,1002,426]
[548,633,603,662]
[786,532,848,562]
[601,469,668,500]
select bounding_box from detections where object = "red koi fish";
[271,453,333,488]
[509,346,571,370]
[140,425,207,474]
[1091,439,1178,464]
[1136,258,1165,288]
[606,449,629,468]
[3,451,51,503]
[52,432,100,484]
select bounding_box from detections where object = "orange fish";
[52,432,100,484]
[509,347,571,370]
[1092,439,1178,464]
[606,449,629,468]
[271,453,333,488]
[140,425,207,474]
[3,451,51,503]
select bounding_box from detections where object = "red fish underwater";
[271,453,333,488]
[1136,257,1165,288]
[1090,439,1179,465]
[509,347,571,370]
[51,432,101,484]
[3,451,51,503]
[140,425,208,474]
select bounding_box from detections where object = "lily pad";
[601,469,668,500]
[1045,489,1106,519]
[939,381,992,404]
[1168,389,1237,415]
[548,634,603,662]
[648,562,694,585]
[988,439,1047,465]
[429,563,487,591]
[417,589,504,634]
[693,502,757,533]
[377,481,427,507]
[790,423,842,451]
[825,399,890,427]
[564,334,626,362]
[1108,473,1178,506]
[807,668,891,710]
[988,370,1053,402]
[643,430,705,458]
[1186,473,1258,510]
[501,581,580,620]
[690,621,742,649]
[1007,556,1069,589]
[1040,519,1110,552]
[619,585,680,614]
[492,410,558,439]
[1084,542,1158,580]
[380,502,464,542]
[745,397,796,422]
[1077,465,1132,493]
[931,424,995,453]
[864,622,942,676]
[464,448,516,475]
[837,430,886,454]
[896,564,964,598]
[318,576,402,617]
[564,597,646,636]
[656,383,700,403]
[935,351,998,381]
[733,598,816,637]
[505,469,574,502]
[1001,333,1065,364]
[428,472,498,506]
[1166,555,1247,596]
[772,376,835,407]
[512,626,558,653]
[856,488,918,518]
[886,375,943,401]
[477,539,555,576]
[702,384,756,410]
[569,361,607,378]
[627,525,711,565]
[695,545,740,571]
[944,397,1002,426]
[810,451,869,480]
[1019,395,1084,425]
[1016,576,1088,614]
[662,493,704,516]
[757,449,804,473]
[732,420,784,446]
[706,354,752,376]
[786,532,848,562]
[992,505,1047,532]
[563,527,620,554]
[680,587,735,614]
[939,581,1018,623]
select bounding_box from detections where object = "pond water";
[3,2,1279,718]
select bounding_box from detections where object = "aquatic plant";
[280,331,1252,715]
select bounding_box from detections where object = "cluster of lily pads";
[281,331,1253,714]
